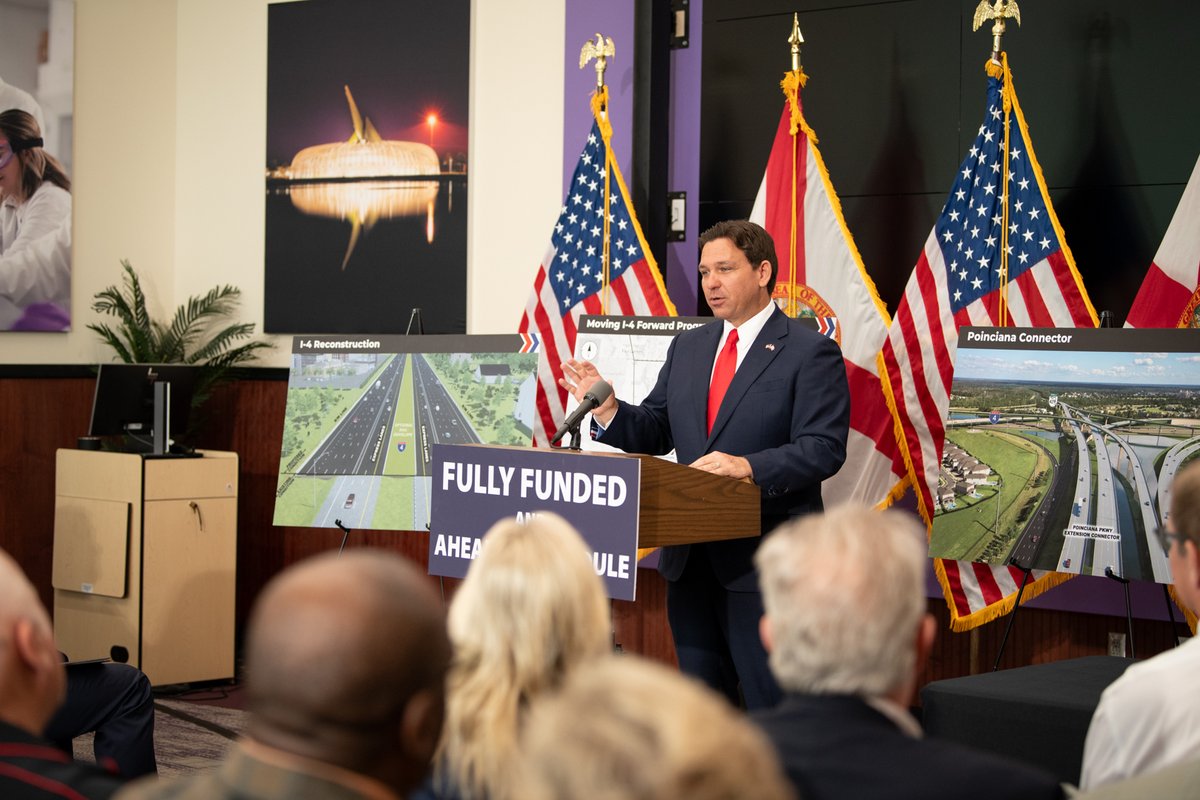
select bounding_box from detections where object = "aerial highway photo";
[930,328,1200,584]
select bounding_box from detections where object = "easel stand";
[1105,566,1136,658]
[1164,584,1180,648]
[406,307,424,335]
[992,560,1033,672]
[334,519,353,555]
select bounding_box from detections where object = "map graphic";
[571,316,712,459]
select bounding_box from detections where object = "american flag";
[1125,153,1200,329]
[880,55,1097,631]
[749,70,909,509]
[520,113,675,447]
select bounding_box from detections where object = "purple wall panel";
[563,4,635,197]
[564,0,700,313]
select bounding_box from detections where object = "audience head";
[0,548,66,735]
[519,655,796,800]
[0,109,70,201]
[244,548,449,796]
[439,513,611,799]
[1167,460,1200,613]
[756,504,935,704]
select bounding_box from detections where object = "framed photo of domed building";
[264,0,469,334]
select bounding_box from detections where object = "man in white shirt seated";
[1078,460,1200,789]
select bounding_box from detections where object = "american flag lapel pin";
[765,343,775,351]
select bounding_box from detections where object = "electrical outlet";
[1108,632,1127,657]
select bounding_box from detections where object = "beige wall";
[8,0,564,366]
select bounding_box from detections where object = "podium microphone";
[551,380,613,445]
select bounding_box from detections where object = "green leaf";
[88,261,275,437]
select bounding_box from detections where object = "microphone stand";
[334,519,353,556]
[1105,566,1135,658]
[992,557,1032,672]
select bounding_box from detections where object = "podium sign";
[430,444,641,600]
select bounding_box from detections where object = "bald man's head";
[0,549,66,734]
[244,549,449,794]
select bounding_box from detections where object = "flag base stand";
[992,559,1033,672]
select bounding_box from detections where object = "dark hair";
[0,109,71,199]
[698,220,779,293]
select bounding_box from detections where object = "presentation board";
[273,335,538,531]
[570,315,713,459]
[931,327,1200,584]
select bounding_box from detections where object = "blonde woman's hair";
[518,655,796,800]
[437,513,611,799]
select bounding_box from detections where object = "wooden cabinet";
[52,449,238,686]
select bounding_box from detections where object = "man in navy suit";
[560,220,849,709]
[752,506,1064,800]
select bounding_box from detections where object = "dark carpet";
[74,697,248,777]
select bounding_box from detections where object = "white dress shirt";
[710,299,777,381]
[1079,635,1200,788]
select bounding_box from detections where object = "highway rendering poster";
[930,327,1200,584]
[273,335,538,531]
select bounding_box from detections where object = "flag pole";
[581,33,616,314]
[972,1,1022,325]
[784,14,805,316]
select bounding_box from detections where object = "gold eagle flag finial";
[580,33,616,90]
[973,0,1021,61]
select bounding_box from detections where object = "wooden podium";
[443,444,761,549]
[431,443,761,599]
[593,450,760,548]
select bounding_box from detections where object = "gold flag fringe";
[778,67,903,509]
[593,82,675,565]
[926,55,1100,630]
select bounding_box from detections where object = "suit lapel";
[706,307,787,445]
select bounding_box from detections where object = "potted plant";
[88,260,274,436]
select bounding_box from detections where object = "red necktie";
[707,329,738,434]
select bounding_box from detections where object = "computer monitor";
[89,364,201,453]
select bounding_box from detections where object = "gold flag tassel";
[779,14,808,315]
[583,34,616,314]
[987,54,1014,326]
[591,86,613,315]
